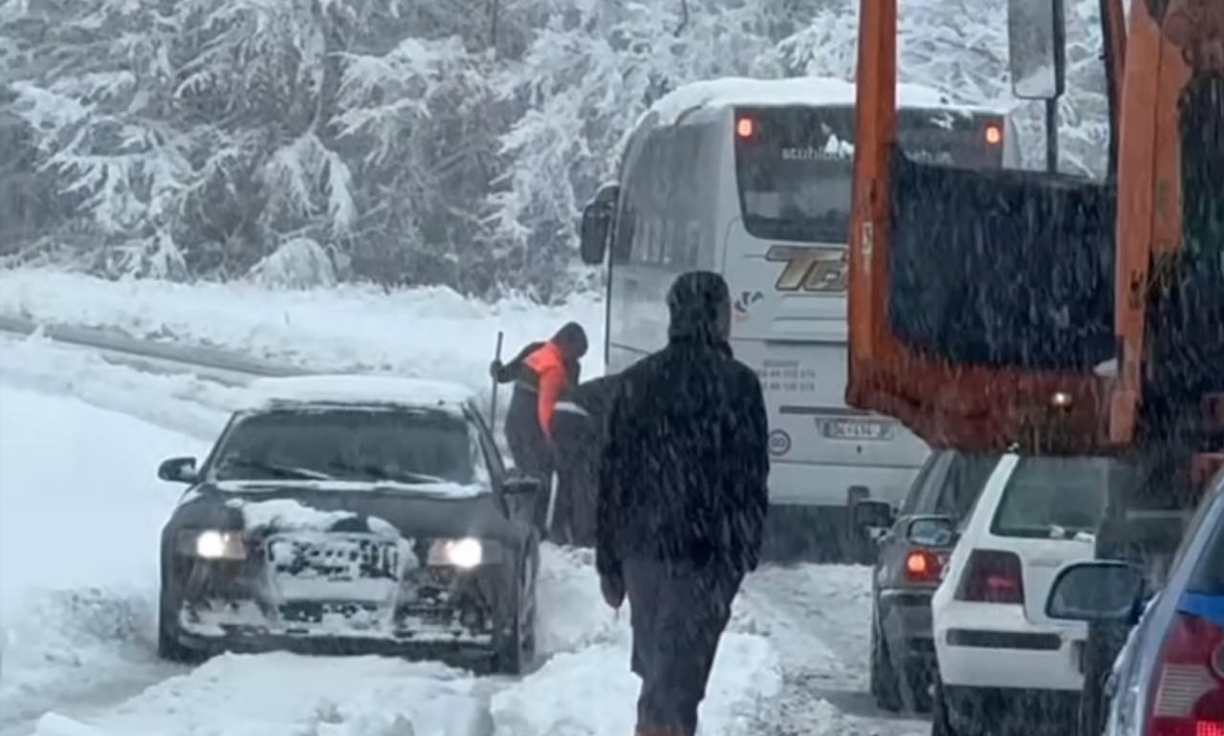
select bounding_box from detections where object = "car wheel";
[492,549,537,675]
[931,676,959,736]
[870,613,903,712]
[156,596,194,663]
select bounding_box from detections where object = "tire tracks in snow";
[738,563,929,736]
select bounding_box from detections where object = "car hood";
[168,480,523,544]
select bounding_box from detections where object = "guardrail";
[0,315,309,386]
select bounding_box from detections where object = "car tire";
[931,676,959,736]
[492,547,537,675]
[156,596,194,663]
[870,614,903,712]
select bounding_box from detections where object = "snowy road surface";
[0,333,926,735]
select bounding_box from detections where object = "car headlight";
[427,538,484,568]
[176,530,247,560]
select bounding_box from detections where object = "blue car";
[1043,472,1224,736]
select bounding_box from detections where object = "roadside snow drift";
[0,384,207,726]
[31,655,489,736]
[0,334,241,441]
[498,546,782,736]
[0,269,607,389]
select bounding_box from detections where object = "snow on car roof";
[645,76,1004,127]
[240,374,475,414]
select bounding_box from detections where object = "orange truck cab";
[846,0,1223,464]
[846,2,1223,732]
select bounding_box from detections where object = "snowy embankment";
[0,376,780,736]
[0,268,608,389]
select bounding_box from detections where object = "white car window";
[991,456,1134,539]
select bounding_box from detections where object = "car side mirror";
[579,183,618,266]
[1006,0,1066,100]
[905,515,958,547]
[852,499,895,532]
[503,475,543,496]
[158,456,198,484]
[1046,560,1145,622]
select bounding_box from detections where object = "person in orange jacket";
[490,322,588,531]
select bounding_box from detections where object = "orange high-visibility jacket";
[521,341,569,438]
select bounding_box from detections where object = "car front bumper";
[164,534,517,660]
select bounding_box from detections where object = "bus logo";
[766,245,848,293]
[733,290,764,322]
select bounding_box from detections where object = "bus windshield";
[734,105,1005,243]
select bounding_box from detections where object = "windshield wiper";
[327,461,449,485]
[225,458,335,481]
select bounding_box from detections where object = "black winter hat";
[553,321,589,359]
[667,270,731,341]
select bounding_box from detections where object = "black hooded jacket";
[595,272,770,577]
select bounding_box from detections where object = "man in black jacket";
[595,271,770,736]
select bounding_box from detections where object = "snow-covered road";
[0,265,925,735]
[0,372,789,736]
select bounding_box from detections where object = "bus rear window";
[733,105,1006,242]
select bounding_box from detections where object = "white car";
[928,454,1134,736]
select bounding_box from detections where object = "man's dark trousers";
[623,557,744,736]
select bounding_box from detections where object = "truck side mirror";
[579,184,618,266]
[1007,0,1067,100]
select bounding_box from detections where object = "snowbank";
[0,334,243,441]
[31,654,488,736]
[0,384,208,725]
[510,545,783,736]
[492,631,778,736]
[0,269,607,391]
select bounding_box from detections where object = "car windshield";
[1187,509,1224,595]
[209,407,476,486]
[991,456,1138,539]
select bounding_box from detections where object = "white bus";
[579,77,1019,562]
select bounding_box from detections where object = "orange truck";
[846,0,1223,732]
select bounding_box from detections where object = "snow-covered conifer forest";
[0,0,1110,302]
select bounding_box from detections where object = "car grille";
[265,534,403,603]
[267,534,400,578]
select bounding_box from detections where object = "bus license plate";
[822,419,892,440]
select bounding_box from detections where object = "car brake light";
[736,116,754,139]
[905,549,943,583]
[984,122,1003,145]
[1146,612,1224,736]
[955,549,1024,604]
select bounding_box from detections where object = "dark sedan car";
[856,449,1000,713]
[155,375,545,674]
